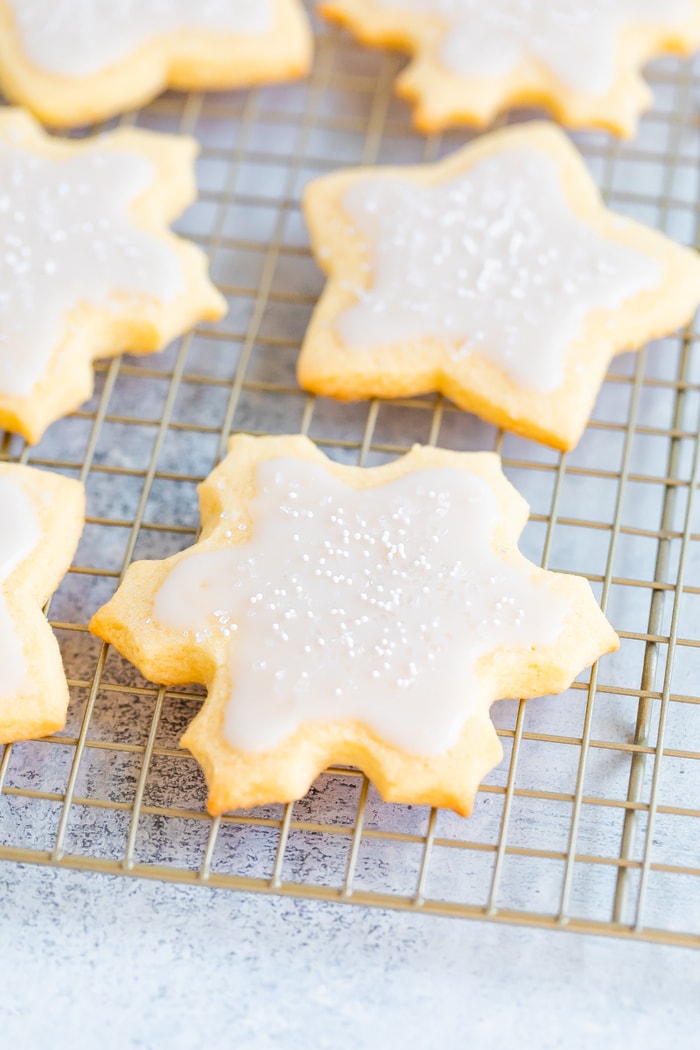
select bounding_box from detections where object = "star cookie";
[298,122,700,451]
[0,0,313,128]
[320,0,700,135]
[90,434,618,815]
[0,108,226,444]
[0,464,84,744]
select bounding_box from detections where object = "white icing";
[9,0,273,78]
[337,148,661,394]
[0,476,41,700]
[154,458,572,756]
[0,135,184,399]
[377,0,691,95]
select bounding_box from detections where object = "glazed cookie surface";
[320,0,700,134]
[90,434,618,816]
[299,122,700,451]
[0,108,226,444]
[0,464,84,744]
[0,0,313,127]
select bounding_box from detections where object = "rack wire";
[2,4,700,948]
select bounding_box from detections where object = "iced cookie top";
[154,457,572,756]
[0,133,183,399]
[337,147,660,392]
[377,0,690,95]
[7,0,273,78]
[0,475,41,699]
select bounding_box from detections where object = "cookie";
[320,0,700,135]
[0,464,84,744]
[0,108,226,445]
[0,0,313,128]
[90,433,618,816]
[298,122,700,451]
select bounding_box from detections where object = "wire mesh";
[2,4,700,947]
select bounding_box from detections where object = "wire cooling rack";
[2,4,700,949]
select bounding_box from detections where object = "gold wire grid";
[2,5,700,947]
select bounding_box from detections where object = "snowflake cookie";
[0,464,84,744]
[0,0,313,128]
[298,122,700,451]
[320,0,700,135]
[90,434,618,815]
[0,108,226,444]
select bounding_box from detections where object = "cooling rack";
[1,4,700,949]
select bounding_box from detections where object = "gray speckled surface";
[2,862,699,1050]
[2,2,700,1040]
